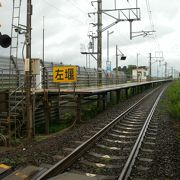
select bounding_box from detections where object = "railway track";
[33,85,167,180]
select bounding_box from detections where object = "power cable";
[145,0,161,51]
[43,0,87,25]
[66,0,89,15]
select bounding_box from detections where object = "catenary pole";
[149,53,152,81]
[26,0,33,138]
[97,0,102,86]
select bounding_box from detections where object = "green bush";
[49,112,74,133]
[83,104,98,120]
[64,112,74,123]
[166,81,180,120]
[1,158,16,166]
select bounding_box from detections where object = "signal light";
[121,55,126,60]
[0,32,11,48]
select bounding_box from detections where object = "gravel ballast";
[0,85,179,179]
[149,91,180,179]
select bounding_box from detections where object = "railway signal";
[0,2,11,48]
[0,32,11,48]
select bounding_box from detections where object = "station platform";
[33,79,169,95]
[31,79,171,124]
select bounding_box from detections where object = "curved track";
[37,85,167,180]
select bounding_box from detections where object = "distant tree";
[118,66,122,71]
[127,65,136,77]
[113,66,121,71]
[113,65,138,78]
[122,66,127,72]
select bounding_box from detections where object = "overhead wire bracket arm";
[102,11,118,20]
[101,8,141,33]
[101,20,120,32]
[81,52,97,61]
[131,30,156,39]
[91,1,98,7]
[102,8,141,20]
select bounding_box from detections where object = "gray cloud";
[0,0,180,72]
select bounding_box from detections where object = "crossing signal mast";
[81,0,141,86]
[10,0,33,138]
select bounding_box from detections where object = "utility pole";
[82,1,140,85]
[106,30,114,72]
[171,67,173,79]
[149,53,152,81]
[107,31,109,66]
[165,62,167,79]
[97,0,102,86]
[116,45,118,83]
[157,63,159,80]
[43,16,45,73]
[115,45,126,84]
[136,53,140,82]
[26,0,33,139]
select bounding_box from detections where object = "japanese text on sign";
[53,66,77,83]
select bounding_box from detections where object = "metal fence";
[0,56,24,90]
[43,62,127,89]
[0,56,127,91]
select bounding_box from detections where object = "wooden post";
[76,94,82,123]
[110,91,112,103]
[102,93,106,110]
[125,88,128,99]
[97,94,101,111]
[44,90,50,134]
[7,116,11,144]
[116,90,120,104]
[58,84,61,121]
[132,87,135,96]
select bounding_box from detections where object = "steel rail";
[118,86,166,180]
[37,86,161,180]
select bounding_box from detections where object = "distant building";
[132,66,148,82]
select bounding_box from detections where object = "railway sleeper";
[121,119,144,125]
[63,170,118,180]
[101,138,134,146]
[118,122,142,128]
[2,165,46,180]
[95,143,131,155]
[71,159,123,177]
[87,152,127,161]
[107,133,137,139]
[111,129,139,135]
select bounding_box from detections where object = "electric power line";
[43,0,87,25]
[145,0,161,51]
[66,0,88,15]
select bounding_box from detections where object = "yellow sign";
[53,66,77,83]
[0,163,11,169]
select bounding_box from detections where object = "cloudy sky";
[0,0,180,76]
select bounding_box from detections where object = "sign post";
[53,66,77,120]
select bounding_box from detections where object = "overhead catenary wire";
[43,0,87,25]
[145,0,161,51]
[66,0,88,15]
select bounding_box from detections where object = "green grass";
[49,112,75,133]
[162,81,180,141]
[176,133,180,140]
[166,80,180,120]
[35,112,75,134]
[1,158,16,166]
[82,103,98,120]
